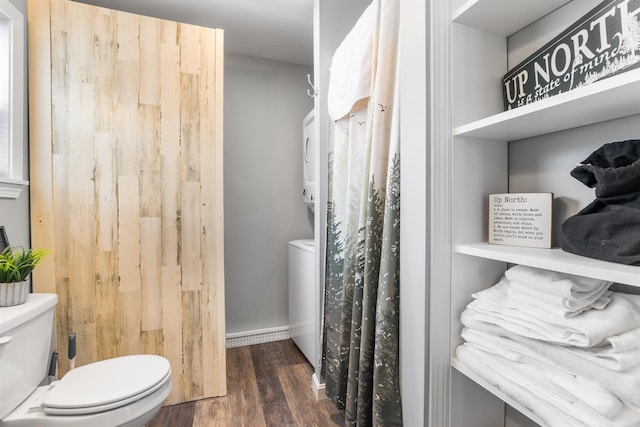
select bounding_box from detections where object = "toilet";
[0,293,172,427]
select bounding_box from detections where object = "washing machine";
[288,239,315,364]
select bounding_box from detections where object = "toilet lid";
[43,354,171,416]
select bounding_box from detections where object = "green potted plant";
[0,246,47,307]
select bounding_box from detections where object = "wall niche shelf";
[455,243,640,287]
[453,68,640,142]
[451,360,547,427]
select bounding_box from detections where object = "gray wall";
[224,53,314,335]
[0,0,30,249]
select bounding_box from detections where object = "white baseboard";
[225,325,291,348]
[312,372,328,401]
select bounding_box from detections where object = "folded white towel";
[523,325,640,371]
[462,311,640,407]
[570,341,640,372]
[508,277,611,306]
[504,265,612,297]
[601,327,640,353]
[462,327,623,418]
[506,284,611,318]
[470,284,640,347]
[508,278,611,315]
[456,343,640,427]
[456,344,599,427]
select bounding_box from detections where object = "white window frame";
[0,0,27,199]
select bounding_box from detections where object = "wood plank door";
[28,0,225,404]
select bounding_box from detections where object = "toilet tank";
[0,293,57,419]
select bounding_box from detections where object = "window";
[0,15,10,177]
[0,0,26,199]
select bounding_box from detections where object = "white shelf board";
[452,358,546,426]
[454,242,640,287]
[452,0,571,37]
[453,68,640,142]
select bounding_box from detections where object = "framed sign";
[503,0,640,110]
[489,193,553,248]
[0,226,8,252]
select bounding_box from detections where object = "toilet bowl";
[0,294,172,427]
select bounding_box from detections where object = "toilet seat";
[43,354,171,416]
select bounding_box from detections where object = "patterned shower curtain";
[321,0,401,425]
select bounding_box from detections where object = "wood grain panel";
[95,250,120,360]
[138,15,161,106]
[116,59,140,176]
[117,175,141,294]
[160,20,178,45]
[28,0,56,293]
[179,23,201,75]
[93,7,117,134]
[116,10,139,62]
[180,73,201,183]
[181,181,202,292]
[29,0,225,404]
[94,132,117,252]
[141,329,164,356]
[138,104,162,217]
[182,290,204,400]
[140,217,162,331]
[162,264,184,403]
[160,36,180,268]
[119,290,142,354]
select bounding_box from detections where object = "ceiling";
[75,0,314,66]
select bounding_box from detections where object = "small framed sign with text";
[489,193,553,249]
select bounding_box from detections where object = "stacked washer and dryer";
[288,109,316,365]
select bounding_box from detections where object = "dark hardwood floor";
[148,340,345,426]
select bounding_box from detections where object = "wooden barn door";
[28,0,225,404]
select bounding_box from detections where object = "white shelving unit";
[437,0,640,426]
[453,67,640,141]
[450,359,547,427]
[454,243,640,287]
[451,0,571,36]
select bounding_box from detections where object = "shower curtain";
[321,0,401,425]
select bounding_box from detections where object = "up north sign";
[503,0,640,110]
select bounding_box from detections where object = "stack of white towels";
[456,264,640,427]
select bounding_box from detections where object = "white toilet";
[0,293,172,426]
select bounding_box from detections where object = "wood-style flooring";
[148,340,345,426]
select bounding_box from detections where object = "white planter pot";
[0,280,29,306]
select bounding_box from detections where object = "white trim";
[0,0,25,182]
[399,0,429,425]
[429,0,453,426]
[311,372,327,401]
[225,325,290,348]
[0,178,27,199]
